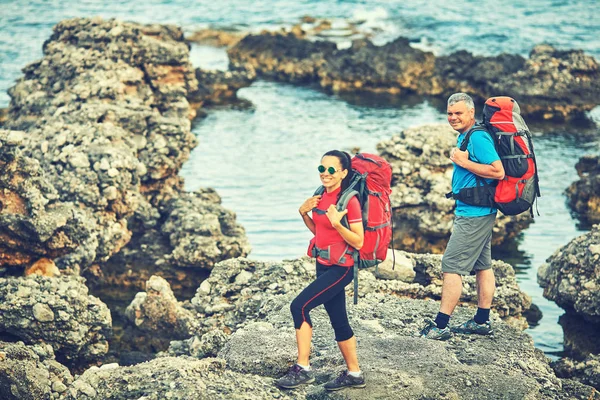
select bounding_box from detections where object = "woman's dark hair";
[322,150,354,200]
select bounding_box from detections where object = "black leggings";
[290,261,355,342]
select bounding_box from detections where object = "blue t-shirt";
[452,129,500,217]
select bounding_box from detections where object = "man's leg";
[476,268,495,309]
[440,272,464,316]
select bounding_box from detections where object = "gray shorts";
[441,213,496,275]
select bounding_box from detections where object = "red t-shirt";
[312,186,362,267]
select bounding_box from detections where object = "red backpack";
[446,97,541,217]
[483,96,541,216]
[309,153,393,303]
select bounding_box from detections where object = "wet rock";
[189,69,256,109]
[0,275,112,362]
[0,341,73,400]
[229,33,600,120]
[64,357,294,400]
[228,33,337,83]
[219,295,597,399]
[538,224,600,323]
[559,313,600,360]
[553,354,600,391]
[566,155,600,225]
[377,124,532,253]
[122,275,197,352]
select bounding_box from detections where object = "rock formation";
[228,33,600,121]
[538,224,600,323]
[566,155,600,225]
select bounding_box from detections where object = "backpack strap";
[459,123,490,152]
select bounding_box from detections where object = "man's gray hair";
[448,93,475,110]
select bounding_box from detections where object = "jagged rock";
[3,18,250,297]
[538,225,600,323]
[219,295,597,399]
[64,357,296,400]
[86,189,250,300]
[124,275,197,340]
[377,124,532,253]
[0,341,73,400]
[566,155,600,225]
[0,130,91,269]
[0,275,112,362]
[229,33,600,120]
[3,17,200,270]
[553,355,600,391]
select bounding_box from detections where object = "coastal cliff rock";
[566,155,600,225]
[538,224,600,323]
[0,341,73,400]
[0,275,112,362]
[0,130,90,269]
[228,33,600,120]
[3,17,250,286]
[377,124,531,253]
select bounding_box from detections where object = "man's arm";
[450,148,505,179]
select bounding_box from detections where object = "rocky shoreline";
[0,17,599,399]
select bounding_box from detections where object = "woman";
[276,150,366,391]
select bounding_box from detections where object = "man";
[420,93,505,340]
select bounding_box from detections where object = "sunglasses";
[318,165,342,174]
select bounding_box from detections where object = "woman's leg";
[289,263,353,365]
[295,322,312,366]
[321,271,359,372]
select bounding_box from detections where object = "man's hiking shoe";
[419,318,452,341]
[324,370,366,391]
[275,364,315,389]
[451,319,493,335]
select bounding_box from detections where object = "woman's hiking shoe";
[324,370,366,391]
[451,319,493,335]
[275,364,315,389]
[419,318,452,341]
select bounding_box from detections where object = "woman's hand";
[326,204,348,227]
[299,195,321,216]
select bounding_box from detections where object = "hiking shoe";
[275,364,315,389]
[451,319,493,335]
[418,318,453,341]
[324,370,366,391]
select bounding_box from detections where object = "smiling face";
[447,100,475,133]
[320,155,348,192]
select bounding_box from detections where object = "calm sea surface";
[2,0,600,358]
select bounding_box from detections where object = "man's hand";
[326,205,348,227]
[299,195,321,216]
[450,147,469,167]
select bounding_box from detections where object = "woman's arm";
[299,195,321,235]
[332,220,364,250]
